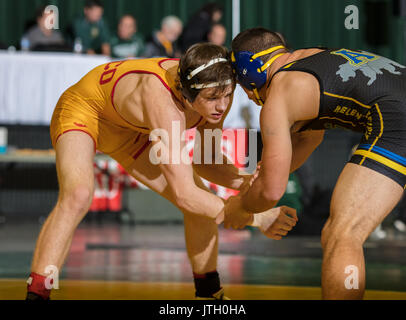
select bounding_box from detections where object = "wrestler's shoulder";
[271,70,318,94]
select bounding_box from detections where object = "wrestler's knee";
[58,185,94,216]
[321,216,365,252]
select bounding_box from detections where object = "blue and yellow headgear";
[231,45,285,106]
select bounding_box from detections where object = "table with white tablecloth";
[0,51,260,129]
[0,51,110,125]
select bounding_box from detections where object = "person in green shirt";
[110,15,145,59]
[72,0,111,56]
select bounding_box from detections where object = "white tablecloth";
[0,51,260,129]
[0,51,109,125]
[223,84,261,130]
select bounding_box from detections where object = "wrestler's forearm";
[193,157,249,191]
[177,186,226,220]
[241,177,279,213]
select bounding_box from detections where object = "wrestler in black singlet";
[271,48,406,188]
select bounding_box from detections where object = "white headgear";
[187,58,233,89]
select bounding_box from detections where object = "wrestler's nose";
[215,98,227,113]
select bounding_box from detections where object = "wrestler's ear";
[178,66,194,103]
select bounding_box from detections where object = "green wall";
[241,0,405,63]
[0,0,404,63]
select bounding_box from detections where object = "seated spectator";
[72,0,111,55]
[22,5,65,51]
[110,15,145,59]
[144,16,183,58]
[207,23,226,46]
[179,3,223,53]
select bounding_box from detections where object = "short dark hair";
[232,27,288,64]
[85,0,104,9]
[177,43,236,102]
[35,5,47,19]
[201,3,224,17]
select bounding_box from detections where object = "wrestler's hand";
[239,161,262,194]
[251,206,298,240]
[239,175,253,194]
[221,196,253,230]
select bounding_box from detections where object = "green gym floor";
[0,221,406,300]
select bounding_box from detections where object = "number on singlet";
[99,61,126,85]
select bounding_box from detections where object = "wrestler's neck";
[171,76,198,115]
[166,84,196,116]
[180,95,197,114]
[165,66,195,114]
[266,48,324,80]
[266,52,292,82]
[257,52,296,101]
[264,48,324,95]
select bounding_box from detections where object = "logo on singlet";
[74,122,87,128]
[332,49,406,86]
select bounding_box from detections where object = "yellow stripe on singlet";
[360,103,384,166]
[354,150,406,175]
[323,92,372,109]
[319,116,357,127]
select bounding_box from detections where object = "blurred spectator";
[179,3,223,53]
[0,42,7,50]
[22,5,65,51]
[72,0,111,55]
[207,23,227,46]
[144,16,183,58]
[110,15,145,59]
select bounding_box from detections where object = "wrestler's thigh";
[326,163,403,242]
[55,131,95,198]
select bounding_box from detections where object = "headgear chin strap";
[231,45,285,106]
